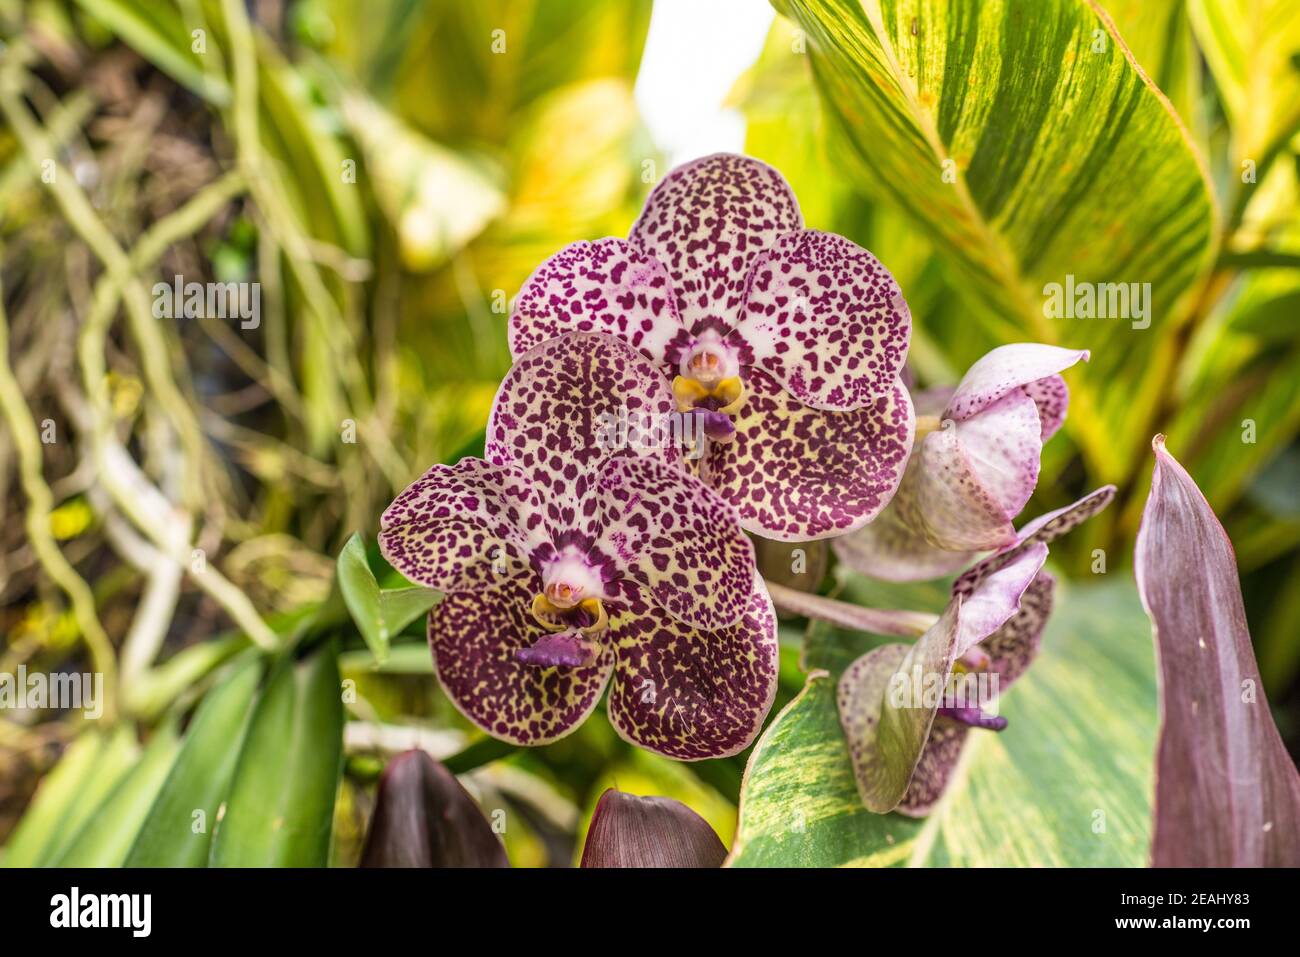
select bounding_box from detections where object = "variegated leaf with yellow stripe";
[773,0,1217,480]
[728,580,1156,867]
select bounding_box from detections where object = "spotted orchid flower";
[510,153,914,542]
[834,343,1089,581]
[379,332,778,760]
[837,487,1113,815]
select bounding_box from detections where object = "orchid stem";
[763,581,937,637]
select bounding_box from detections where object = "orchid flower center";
[530,552,609,636]
[942,647,1006,731]
[672,333,744,427]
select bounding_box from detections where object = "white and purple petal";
[430,579,614,746]
[605,576,778,760]
[486,332,679,502]
[702,369,914,541]
[379,458,544,592]
[943,343,1088,423]
[510,238,684,363]
[895,569,1055,817]
[952,485,1116,596]
[591,455,754,630]
[630,153,801,334]
[733,230,910,411]
[894,391,1042,552]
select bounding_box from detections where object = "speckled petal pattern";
[379,459,544,592]
[1022,373,1070,440]
[982,570,1054,688]
[947,388,1045,522]
[953,542,1047,659]
[592,456,754,630]
[953,485,1116,596]
[630,153,801,334]
[943,343,1089,422]
[486,332,679,499]
[430,579,614,746]
[734,230,910,411]
[896,568,1056,817]
[830,499,976,582]
[605,576,778,760]
[894,718,969,818]
[702,369,914,541]
[510,239,684,363]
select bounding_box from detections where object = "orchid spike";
[510,153,914,541]
[380,333,778,760]
[834,343,1089,581]
[836,486,1114,815]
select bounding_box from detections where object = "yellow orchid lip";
[530,593,609,635]
[672,374,746,416]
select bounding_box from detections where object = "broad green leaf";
[729,579,1156,867]
[125,658,263,867]
[1,726,126,867]
[337,532,440,663]
[775,0,1217,480]
[209,644,344,867]
[1102,0,1203,132]
[54,723,181,867]
[15,724,139,867]
[1189,0,1300,167]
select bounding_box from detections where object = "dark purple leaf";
[579,789,727,868]
[359,749,508,868]
[1136,436,1300,866]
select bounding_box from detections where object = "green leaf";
[53,723,181,867]
[17,724,139,866]
[729,579,1157,866]
[1,726,132,867]
[125,658,264,867]
[775,0,1217,479]
[72,0,232,104]
[1102,0,1203,132]
[1189,0,1300,166]
[209,644,344,867]
[337,532,440,663]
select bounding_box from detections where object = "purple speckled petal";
[1022,373,1070,440]
[590,456,754,631]
[430,578,613,746]
[378,459,544,592]
[605,575,778,760]
[953,485,1116,596]
[831,494,976,583]
[629,153,801,335]
[943,343,1089,422]
[896,568,1055,817]
[893,718,970,818]
[953,542,1046,659]
[837,633,937,814]
[838,552,1044,813]
[981,569,1053,689]
[510,238,684,364]
[889,391,1041,553]
[486,332,679,500]
[701,369,914,541]
[733,230,910,411]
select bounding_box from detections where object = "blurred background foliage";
[0,0,1297,866]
